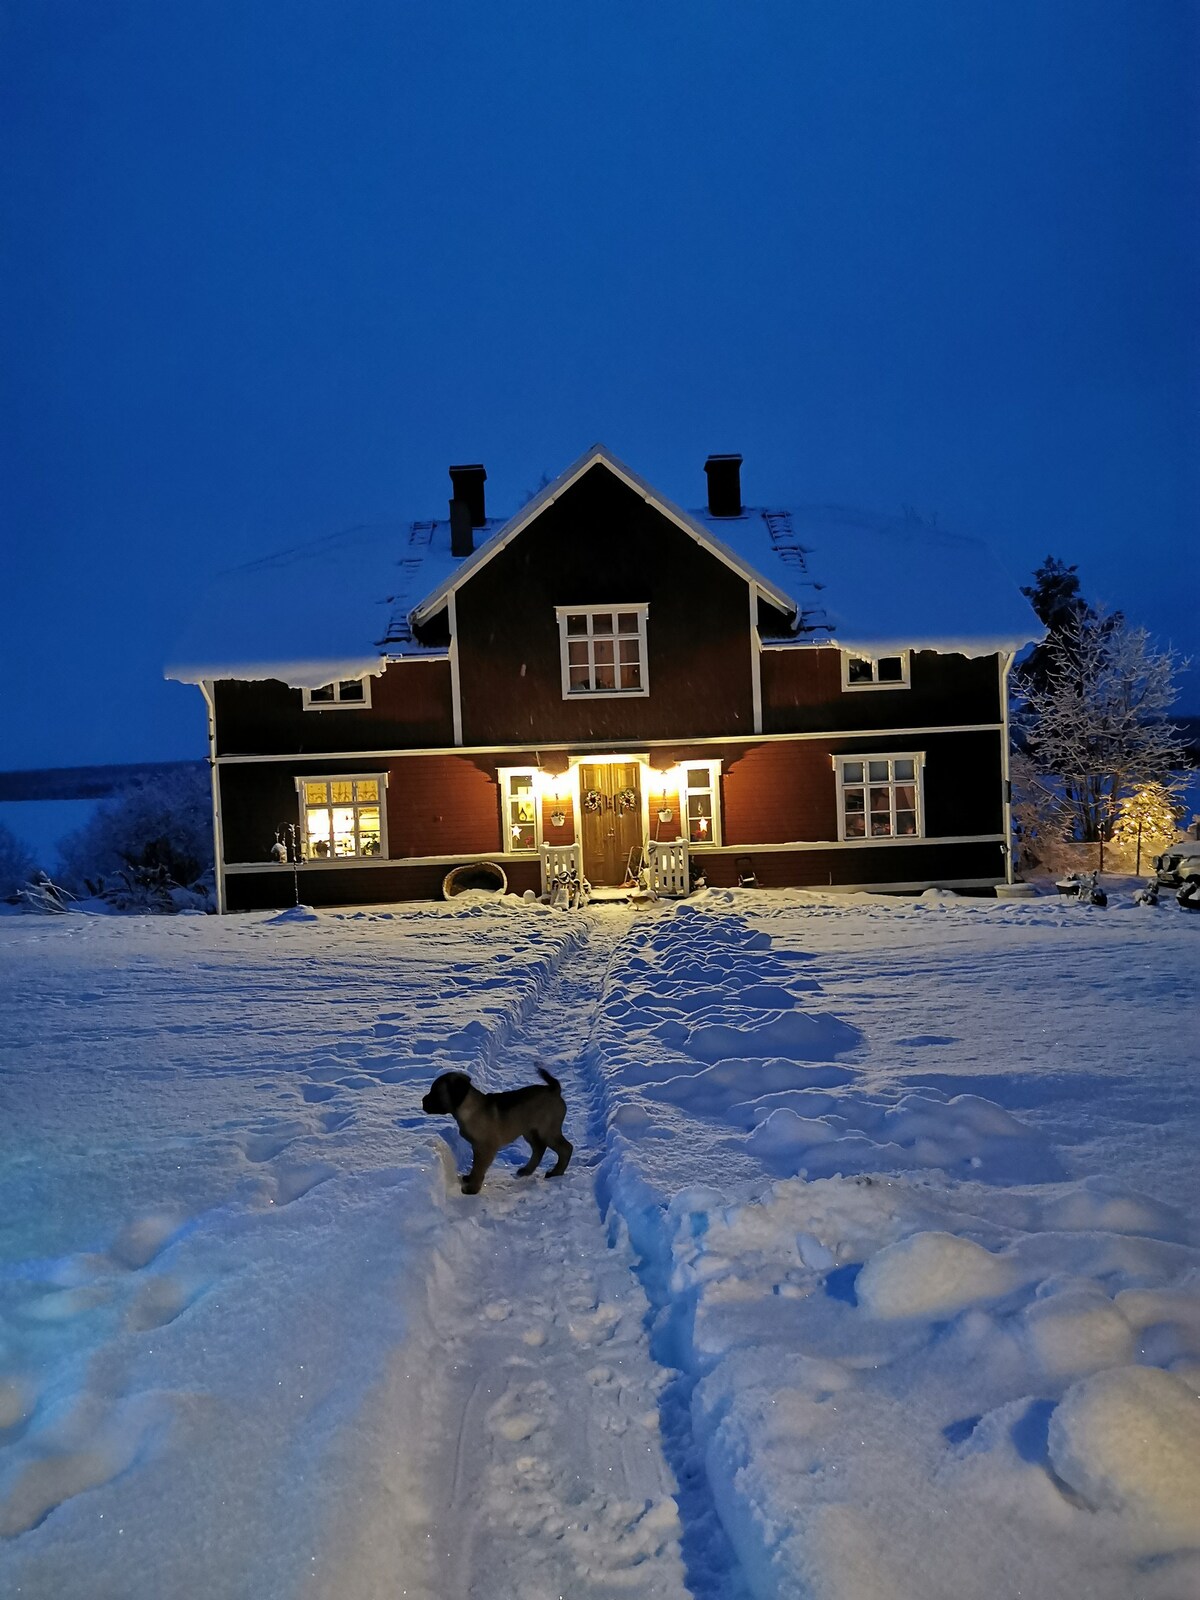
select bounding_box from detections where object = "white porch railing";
[646,838,690,897]
[540,841,584,897]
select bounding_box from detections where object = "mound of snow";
[266,904,319,923]
[1022,1290,1134,1379]
[1048,1366,1200,1549]
[681,1009,861,1065]
[857,1231,1016,1320]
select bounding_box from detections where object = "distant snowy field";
[0,890,1197,1599]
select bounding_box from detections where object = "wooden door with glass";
[578,761,643,885]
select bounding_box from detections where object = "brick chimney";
[704,453,743,517]
[449,497,475,558]
[448,463,487,528]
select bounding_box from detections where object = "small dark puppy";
[422,1066,573,1195]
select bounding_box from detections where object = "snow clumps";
[1048,1365,1200,1549]
[856,1230,1017,1320]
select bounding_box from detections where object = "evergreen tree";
[1016,556,1096,697]
[1109,781,1185,874]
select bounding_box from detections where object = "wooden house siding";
[453,465,756,746]
[213,661,455,757]
[225,857,543,912]
[761,647,1000,734]
[696,840,1005,890]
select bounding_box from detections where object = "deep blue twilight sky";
[2,1,1196,770]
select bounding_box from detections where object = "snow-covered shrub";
[0,823,38,898]
[55,766,214,911]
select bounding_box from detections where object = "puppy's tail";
[536,1066,562,1091]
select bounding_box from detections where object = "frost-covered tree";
[1109,781,1186,874]
[56,765,213,896]
[0,823,38,897]
[1020,609,1188,845]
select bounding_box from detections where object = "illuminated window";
[497,768,540,852]
[841,651,910,691]
[834,755,922,841]
[296,775,387,859]
[556,606,649,698]
[683,762,721,846]
[302,678,372,710]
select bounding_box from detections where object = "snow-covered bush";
[0,823,38,899]
[55,766,214,911]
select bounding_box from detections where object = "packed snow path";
[317,914,695,1600]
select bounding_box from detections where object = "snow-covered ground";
[0,889,1197,1598]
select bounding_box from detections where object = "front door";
[579,761,643,886]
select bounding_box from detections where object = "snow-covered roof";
[694,503,1042,660]
[166,446,1040,687]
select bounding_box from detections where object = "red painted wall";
[761,647,1001,734]
[453,463,756,745]
[214,659,455,757]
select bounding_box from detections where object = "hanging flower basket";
[657,807,674,824]
[549,809,567,829]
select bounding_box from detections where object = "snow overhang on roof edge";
[165,655,392,690]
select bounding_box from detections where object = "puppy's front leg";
[460,1141,497,1195]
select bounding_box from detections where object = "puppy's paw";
[460,1177,483,1195]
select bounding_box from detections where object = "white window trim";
[496,766,543,854]
[302,677,373,711]
[840,650,910,692]
[680,758,722,849]
[556,604,650,700]
[294,772,389,860]
[833,752,925,843]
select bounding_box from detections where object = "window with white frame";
[835,755,922,841]
[302,677,372,710]
[557,606,649,698]
[497,768,540,852]
[297,775,387,859]
[682,762,721,846]
[841,651,909,690]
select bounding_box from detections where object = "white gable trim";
[409,443,797,626]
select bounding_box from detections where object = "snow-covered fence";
[646,838,690,897]
[540,841,584,896]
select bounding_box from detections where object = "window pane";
[568,666,591,690]
[358,808,381,852]
[617,611,639,633]
[895,810,917,835]
[618,637,640,663]
[877,656,904,682]
[870,814,893,837]
[894,760,915,781]
[309,684,335,702]
[567,639,589,665]
[619,662,641,689]
[847,657,873,684]
[869,787,891,813]
[331,781,353,804]
[842,761,864,784]
[566,614,588,635]
[306,808,331,849]
[686,768,709,787]
[594,662,616,689]
[304,781,328,805]
[894,785,915,811]
[509,774,533,795]
[687,794,711,819]
[591,613,613,635]
[844,811,866,838]
[355,778,379,802]
[593,638,614,665]
[337,679,365,701]
[867,761,890,783]
[514,799,536,823]
[512,824,536,851]
[331,808,356,854]
[843,788,865,814]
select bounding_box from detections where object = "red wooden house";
[167,445,1040,912]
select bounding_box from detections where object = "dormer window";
[841,651,910,691]
[302,678,372,710]
[556,606,649,699]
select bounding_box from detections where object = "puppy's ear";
[445,1074,471,1111]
